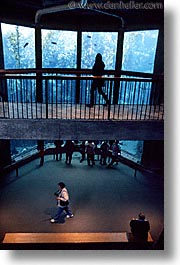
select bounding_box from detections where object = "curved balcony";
[0,69,164,140]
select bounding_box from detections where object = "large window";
[1,23,35,69]
[81,32,118,70]
[122,30,159,73]
[42,29,77,68]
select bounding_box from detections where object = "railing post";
[108,80,113,119]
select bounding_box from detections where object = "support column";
[150,28,164,105]
[35,25,43,103]
[0,23,8,100]
[141,140,164,175]
[0,140,11,168]
[76,30,82,104]
[113,30,124,104]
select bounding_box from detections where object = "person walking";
[50,182,73,223]
[87,53,109,107]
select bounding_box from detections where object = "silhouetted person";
[54,140,63,161]
[86,140,95,166]
[87,53,109,107]
[64,140,74,165]
[107,140,120,168]
[130,212,150,241]
[100,140,109,165]
[80,140,86,163]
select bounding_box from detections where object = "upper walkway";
[0,69,164,140]
[0,69,164,121]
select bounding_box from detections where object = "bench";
[2,232,153,250]
[3,232,128,244]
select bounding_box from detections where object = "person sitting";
[130,212,150,241]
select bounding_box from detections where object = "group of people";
[50,182,150,242]
[37,139,121,168]
[53,139,121,168]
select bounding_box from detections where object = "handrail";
[0,75,158,82]
[0,69,163,80]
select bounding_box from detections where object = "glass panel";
[122,30,159,73]
[42,29,77,68]
[1,23,35,69]
[11,140,55,161]
[120,140,144,163]
[11,140,37,161]
[81,32,118,70]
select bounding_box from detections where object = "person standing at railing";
[100,140,109,165]
[64,140,74,165]
[85,140,96,166]
[54,140,64,161]
[87,53,110,107]
[107,140,121,168]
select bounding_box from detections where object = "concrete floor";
[0,153,164,244]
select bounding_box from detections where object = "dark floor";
[0,153,164,244]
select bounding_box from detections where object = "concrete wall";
[0,119,164,140]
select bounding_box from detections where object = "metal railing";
[0,70,164,120]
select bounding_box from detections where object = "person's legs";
[64,206,73,218]
[87,154,91,166]
[98,86,109,104]
[91,154,95,165]
[107,156,115,168]
[52,207,64,222]
[69,153,73,164]
[40,155,44,166]
[65,153,68,164]
[59,148,62,160]
[80,151,85,163]
[103,155,107,165]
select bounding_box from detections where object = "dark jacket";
[130,219,150,241]
[92,61,105,76]
[92,60,105,87]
